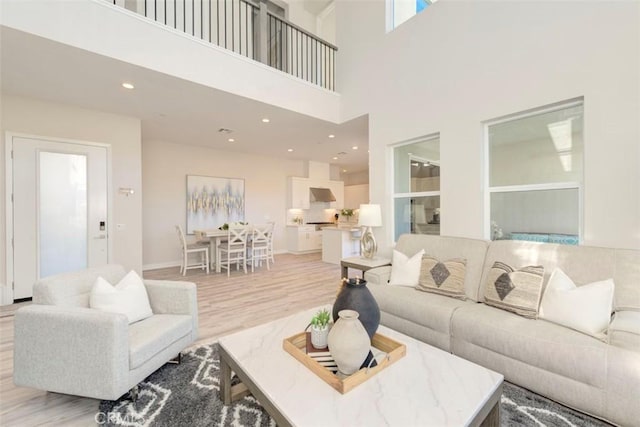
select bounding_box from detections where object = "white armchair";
[13,265,198,401]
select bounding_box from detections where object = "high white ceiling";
[0,26,369,173]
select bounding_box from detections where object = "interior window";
[392,135,440,240]
[486,100,583,244]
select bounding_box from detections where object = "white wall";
[1,95,143,301]
[1,0,340,123]
[336,0,640,250]
[285,0,320,35]
[344,184,369,209]
[142,139,306,269]
[317,2,336,46]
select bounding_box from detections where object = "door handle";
[93,235,107,240]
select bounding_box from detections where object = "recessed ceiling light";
[342,169,347,173]
[332,156,338,160]
[287,148,293,152]
[122,82,134,89]
[352,146,358,150]
[328,134,335,138]
[262,118,270,123]
[228,138,235,142]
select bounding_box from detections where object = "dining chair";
[217,225,249,277]
[248,224,271,272]
[267,221,276,264]
[176,225,210,276]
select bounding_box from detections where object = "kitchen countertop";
[322,226,360,231]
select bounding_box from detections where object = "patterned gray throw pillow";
[484,262,545,318]
[416,256,467,300]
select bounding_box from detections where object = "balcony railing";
[109,0,337,90]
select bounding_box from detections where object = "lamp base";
[360,226,377,259]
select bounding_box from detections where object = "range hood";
[309,187,336,203]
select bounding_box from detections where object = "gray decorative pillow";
[416,256,467,300]
[484,262,544,319]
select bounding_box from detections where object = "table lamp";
[358,204,382,259]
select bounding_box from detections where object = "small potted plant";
[340,209,354,222]
[310,308,331,349]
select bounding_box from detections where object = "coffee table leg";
[480,400,500,427]
[220,350,233,405]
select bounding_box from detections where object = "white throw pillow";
[539,268,614,340]
[388,249,425,287]
[90,270,153,324]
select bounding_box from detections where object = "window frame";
[483,99,584,243]
[391,133,441,241]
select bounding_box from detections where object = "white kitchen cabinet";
[287,177,310,209]
[286,226,322,253]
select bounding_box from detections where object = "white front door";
[10,136,109,300]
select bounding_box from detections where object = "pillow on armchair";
[90,270,153,323]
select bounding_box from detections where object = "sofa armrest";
[364,266,393,285]
[609,311,640,352]
[14,305,130,400]
[144,279,198,341]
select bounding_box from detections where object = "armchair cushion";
[34,264,127,307]
[128,314,193,369]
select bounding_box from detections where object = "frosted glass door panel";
[39,151,88,278]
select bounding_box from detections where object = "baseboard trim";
[143,250,288,272]
[142,261,181,271]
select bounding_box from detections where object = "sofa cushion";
[451,303,607,388]
[33,264,127,307]
[369,283,471,335]
[483,262,544,319]
[539,268,614,340]
[609,311,640,352]
[90,271,153,324]
[416,256,466,300]
[394,234,488,301]
[129,314,193,370]
[388,249,424,287]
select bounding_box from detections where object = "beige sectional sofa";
[364,234,640,426]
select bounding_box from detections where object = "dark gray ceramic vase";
[332,278,380,339]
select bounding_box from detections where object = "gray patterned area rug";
[99,343,611,427]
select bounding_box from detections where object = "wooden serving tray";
[282,331,406,394]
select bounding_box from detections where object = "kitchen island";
[321,226,361,264]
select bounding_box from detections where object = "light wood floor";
[0,253,341,426]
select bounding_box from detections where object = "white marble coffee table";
[218,306,503,426]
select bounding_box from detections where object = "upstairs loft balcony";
[108,0,337,91]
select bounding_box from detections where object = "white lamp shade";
[358,204,382,227]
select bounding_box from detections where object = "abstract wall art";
[186,175,245,233]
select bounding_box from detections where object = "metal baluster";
[331,48,335,90]
[244,3,248,57]
[232,0,235,52]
